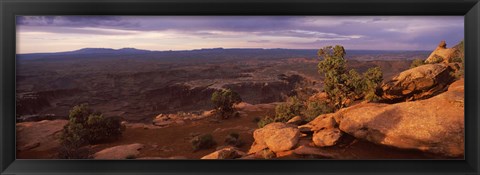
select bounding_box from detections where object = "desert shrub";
[344,69,365,100]
[252,116,261,123]
[273,96,304,122]
[211,89,242,119]
[451,57,463,63]
[257,116,274,128]
[363,67,383,102]
[224,132,242,146]
[191,133,216,151]
[318,45,384,108]
[429,55,444,63]
[451,40,465,78]
[59,104,123,159]
[410,58,425,68]
[303,101,333,122]
[85,115,123,143]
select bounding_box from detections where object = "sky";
[16,16,464,54]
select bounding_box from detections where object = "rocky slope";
[335,78,464,157]
[378,63,460,102]
[241,47,464,159]
[425,40,464,64]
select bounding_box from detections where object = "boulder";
[249,122,300,153]
[425,40,462,64]
[378,63,457,102]
[306,114,337,131]
[94,143,145,159]
[201,147,246,159]
[335,79,464,157]
[265,127,300,152]
[312,128,343,147]
[300,114,343,147]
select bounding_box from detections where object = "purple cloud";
[16,16,464,51]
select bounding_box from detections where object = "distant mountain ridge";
[17,47,430,61]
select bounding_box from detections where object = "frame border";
[1,0,479,174]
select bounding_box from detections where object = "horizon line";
[17,47,433,55]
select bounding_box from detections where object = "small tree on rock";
[317,45,384,109]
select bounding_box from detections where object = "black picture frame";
[1,0,479,174]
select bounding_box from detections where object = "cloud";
[248,40,271,43]
[16,16,464,53]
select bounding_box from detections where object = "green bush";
[363,67,383,102]
[191,133,216,151]
[344,69,365,100]
[410,58,425,68]
[211,89,242,119]
[303,101,333,122]
[59,104,123,159]
[273,96,304,122]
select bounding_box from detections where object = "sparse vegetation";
[410,58,425,68]
[257,116,275,128]
[429,55,444,63]
[451,40,465,78]
[273,96,304,122]
[303,101,333,122]
[317,45,384,109]
[211,89,242,119]
[191,133,216,151]
[363,67,384,102]
[59,104,124,159]
[224,132,242,147]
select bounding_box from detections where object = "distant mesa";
[72,47,152,54]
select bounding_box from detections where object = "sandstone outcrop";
[335,79,464,157]
[16,119,68,151]
[299,114,343,147]
[425,40,463,64]
[248,122,300,153]
[312,128,343,147]
[378,63,458,102]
